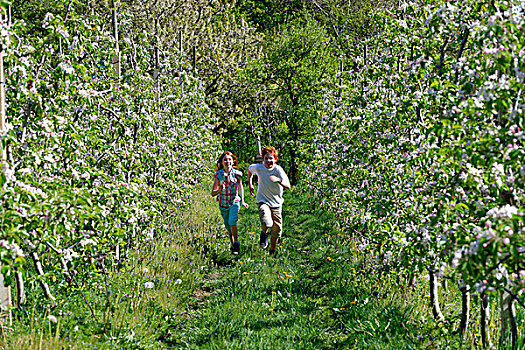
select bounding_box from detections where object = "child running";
[248,146,291,256]
[211,151,248,255]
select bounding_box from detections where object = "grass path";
[158,187,441,350]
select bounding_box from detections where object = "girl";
[211,152,248,255]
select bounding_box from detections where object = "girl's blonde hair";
[216,151,239,171]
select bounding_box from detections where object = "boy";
[248,146,291,256]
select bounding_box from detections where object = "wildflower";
[58,62,74,75]
[57,26,69,38]
[174,279,182,285]
[63,248,79,263]
[79,238,95,247]
[144,282,154,289]
[48,315,58,323]
[475,280,488,293]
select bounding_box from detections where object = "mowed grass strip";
[163,189,447,350]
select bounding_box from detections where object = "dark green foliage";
[232,13,337,184]
[235,0,305,32]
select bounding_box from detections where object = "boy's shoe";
[259,231,268,249]
[269,249,276,257]
[232,241,240,255]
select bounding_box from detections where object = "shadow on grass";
[160,189,462,349]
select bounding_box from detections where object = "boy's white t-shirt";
[248,163,289,208]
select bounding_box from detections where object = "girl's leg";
[220,207,233,246]
[230,225,239,243]
[220,207,231,233]
[228,203,240,243]
[228,203,241,254]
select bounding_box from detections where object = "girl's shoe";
[232,241,240,255]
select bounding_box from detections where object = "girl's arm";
[238,178,249,209]
[211,177,223,196]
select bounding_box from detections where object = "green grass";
[3,185,524,349]
[155,187,489,349]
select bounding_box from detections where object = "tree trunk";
[500,287,518,349]
[15,270,25,307]
[480,292,492,348]
[288,146,298,185]
[429,269,446,323]
[31,252,56,302]
[458,283,470,336]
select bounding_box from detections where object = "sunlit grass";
[2,186,523,349]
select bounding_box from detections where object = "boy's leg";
[269,206,282,252]
[257,203,273,249]
[257,203,273,229]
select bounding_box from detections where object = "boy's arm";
[269,170,291,189]
[248,169,255,196]
[279,175,291,189]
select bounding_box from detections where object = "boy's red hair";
[216,151,239,171]
[262,146,278,161]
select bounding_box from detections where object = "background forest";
[0,0,524,349]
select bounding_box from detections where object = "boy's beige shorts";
[257,202,282,238]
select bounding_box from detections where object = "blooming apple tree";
[0,4,218,308]
[303,0,524,342]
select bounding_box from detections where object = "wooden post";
[0,8,12,325]
[178,30,182,75]
[255,134,262,163]
[363,44,367,66]
[192,45,196,74]
[154,19,160,108]
[338,56,343,101]
[111,0,120,82]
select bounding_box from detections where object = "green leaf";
[0,1,11,11]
